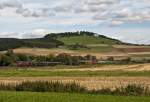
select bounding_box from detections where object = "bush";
[107,57,114,61]
[0,81,86,93]
[0,54,13,66]
[117,84,150,96]
[89,84,150,96]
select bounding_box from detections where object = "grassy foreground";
[0,91,150,102]
[0,69,150,77]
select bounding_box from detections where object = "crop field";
[11,45,150,60]
[0,63,150,101]
[0,63,150,90]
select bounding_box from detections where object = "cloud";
[0,32,21,38]
[0,0,54,18]
[0,0,22,9]
[16,8,55,18]
[85,0,120,5]
[111,20,124,25]
[0,29,61,39]
[48,0,150,25]
[0,0,149,22]
[0,28,50,38]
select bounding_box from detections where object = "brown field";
[117,48,150,53]
[13,47,106,58]
[12,45,150,59]
[13,47,77,56]
[113,45,150,48]
[0,77,150,90]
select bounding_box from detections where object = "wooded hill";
[0,37,64,51]
[0,31,125,51]
[45,31,124,45]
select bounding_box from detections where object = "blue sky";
[0,0,150,44]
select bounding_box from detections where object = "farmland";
[11,44,150,60]
[1,32,150,101]
[0,63,150,90]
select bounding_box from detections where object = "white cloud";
[111,20,124,25]
[0,0,54,18]
[0,32,21,38]
[0,0,22,9]
[0,0,149,23]
[0,29,64,39]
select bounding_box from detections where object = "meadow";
[57,36,120,45]
[1,63,150,77]
[0,69,150,77]
[0,91,150,102]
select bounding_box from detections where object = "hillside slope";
[0,38,25,51]
[0,31,125,51]
[0,37,64,51]
[45,31,124,45]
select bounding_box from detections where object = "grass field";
[0,91,150,102]
[74,46,115,53]
[1,63,150,77]
[58,36,120,45]
[1,69,150,77]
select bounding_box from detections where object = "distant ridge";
[0,37,64,51]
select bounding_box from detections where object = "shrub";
[117,84,150,96]
[0,81,86,93]
[0,54,13,66]
[90,84,150,96]
[107,57,114,61]
[0,83,15,91]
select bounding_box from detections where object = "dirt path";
[0,77,150,90]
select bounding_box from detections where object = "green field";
[74,46,115,53]
[0,91,150,102]
[58,36,120,45]
[0,69,150,77]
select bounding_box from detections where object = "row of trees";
[0,50,97,66]
[45,31,96,39]
[45,31,123,45]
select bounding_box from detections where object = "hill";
[0,37,64,51]
[45,31,124,45]
[0,31,126,51]
[0,38,25,51]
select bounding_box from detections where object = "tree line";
[0,37,64,51]
[0,50,97,66]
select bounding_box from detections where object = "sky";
[0,0,150,44]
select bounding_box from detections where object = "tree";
[122,57,131,62]
[5,49,17,62]
[0,54,13,66]
[107,57,114,61]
